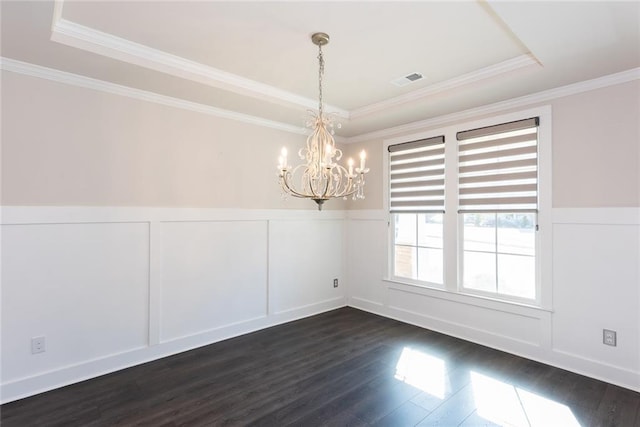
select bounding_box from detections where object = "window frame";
[384,106,552,309]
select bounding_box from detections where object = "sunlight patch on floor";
[471,371,581,427]
[394,347,446,399]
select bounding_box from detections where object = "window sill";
[383,278,552,317]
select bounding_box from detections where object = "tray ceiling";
[1,1,639,139]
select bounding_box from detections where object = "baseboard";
[547,349,640,393]
[272,296,347,317]
[348,297,385,313]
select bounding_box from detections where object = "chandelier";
[277,32,369,210]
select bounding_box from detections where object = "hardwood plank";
[288,369,403,426]
[371,401,430,427]
[593,384,640,427]
[245,361,392,426]
[415,383,478,426]
[458,409,501,426]
[334,373,423,424]
[203,351,393,425]
[408,364,473,413]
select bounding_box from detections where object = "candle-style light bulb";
[348,158,354,175]
[359,150,366,170]
[325,144,332,165]
[280,147,288,168]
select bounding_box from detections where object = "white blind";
[457,118,539,213]
[389,136,445,213]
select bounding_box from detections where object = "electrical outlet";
[31,336,46,354]
[333,278,339,288]
[603,329,617,346]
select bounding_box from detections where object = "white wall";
[1,207,347,403]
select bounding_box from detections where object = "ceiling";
[2,1,639,140]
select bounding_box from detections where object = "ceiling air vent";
[391,72,424,87]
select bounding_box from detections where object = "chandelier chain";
[318,44,324,117]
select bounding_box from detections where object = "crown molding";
[350,54,539,119]
[48,2,537,125]
[3,57,637,145]
[0,57,309,136]
[49,10,349,119]
[346,67,640,144]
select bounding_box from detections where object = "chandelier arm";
[328,169,341,197]
[304,168,322,198]
[282,178,318,199]
[281,169,317,199]
[321,168,333,198]
[308,168,324,198]
[332,165,357,198]
[280,173,305,198]
[280,166,365,200]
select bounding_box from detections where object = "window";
[460,212,536,299]
[389,136,445,285]
[393,213,444,284]
[457,118,539,301]
[388,112,546,306]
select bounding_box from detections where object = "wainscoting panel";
[159,220,268,343]
[346,218,388,308]
[268,219,346,315]
[1,222,150,383]
[552,223,639,375]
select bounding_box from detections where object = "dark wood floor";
[2,308,639,426]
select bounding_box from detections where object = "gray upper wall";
[2,71,638,209]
